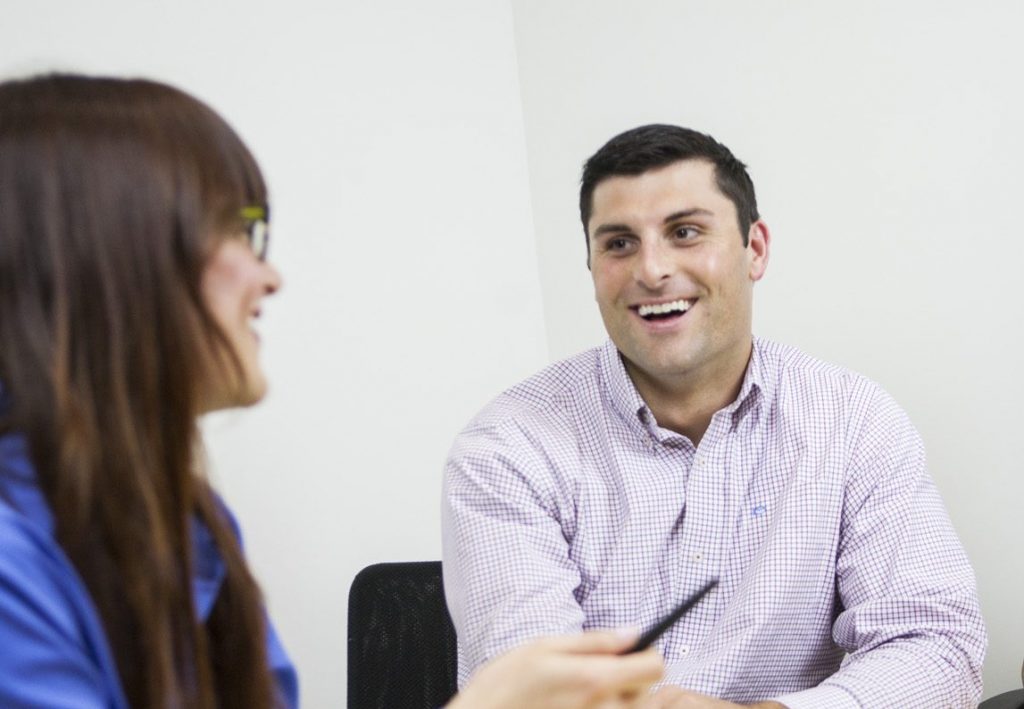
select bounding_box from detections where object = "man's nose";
[634,240,672,290]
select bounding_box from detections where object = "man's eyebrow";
[591,208,716,238]
[591,223,634,238]
[663,208,715,224]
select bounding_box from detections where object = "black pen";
[623,578,719,653]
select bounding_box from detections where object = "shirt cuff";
[774,683,861,709]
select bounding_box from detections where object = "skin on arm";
[446,630,664,709]
[640,687,786,709]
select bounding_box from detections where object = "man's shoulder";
[756,338,887,401]
[457,345,606,439]
[755,338,912,443]
[506,346,604,402]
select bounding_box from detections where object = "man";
[442,125,986,708]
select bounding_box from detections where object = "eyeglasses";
[239,205,271,261]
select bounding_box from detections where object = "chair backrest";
[976,657,1024,709]
[978,690,1024,709]
[348,561,458,709]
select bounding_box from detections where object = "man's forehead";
[589,159,726,220]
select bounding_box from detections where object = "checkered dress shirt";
[442,338,985,708]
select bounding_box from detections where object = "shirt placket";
[673,417,732,654]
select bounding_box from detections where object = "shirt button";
[680,645,690,655]
[693,552,703,562]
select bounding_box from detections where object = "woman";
[0,74,661,707]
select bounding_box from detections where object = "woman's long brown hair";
[0,75,279,707]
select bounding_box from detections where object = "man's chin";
[619,349,697,383]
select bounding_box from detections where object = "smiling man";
[442,125,985,708]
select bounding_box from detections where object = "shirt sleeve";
[0,515,117,709]
[775,389,986,709]
[441,414,586,685]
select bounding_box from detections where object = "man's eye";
[673,226,698,240]
[608,238,630,250]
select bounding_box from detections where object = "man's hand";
[640,686,787,709]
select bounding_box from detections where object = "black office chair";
[979,658,1024,709]
[348,561,459,709]
[980,690,1024,709]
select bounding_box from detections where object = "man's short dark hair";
[579,124,759,249]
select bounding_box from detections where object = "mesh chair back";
[348,561,458,709]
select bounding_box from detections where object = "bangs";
[144,82,268,234]
[199,110,267,231]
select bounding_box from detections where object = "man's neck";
[624,338,753,446]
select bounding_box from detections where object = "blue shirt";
[0,432,299,708]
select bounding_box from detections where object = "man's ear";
[747,220,770,282]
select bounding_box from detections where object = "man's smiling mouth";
[634,298,694,321]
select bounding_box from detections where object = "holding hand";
[447,630,664,709]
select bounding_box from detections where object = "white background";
[2,1,1020,704]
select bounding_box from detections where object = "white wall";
[3,0,1021,704]
[0,2,547,706]
[511,0,1024,698]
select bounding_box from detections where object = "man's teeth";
[637,299,692,318]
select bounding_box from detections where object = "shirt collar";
[724,337,767,427]
[598,337,768,438]
[599,339,651,438]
